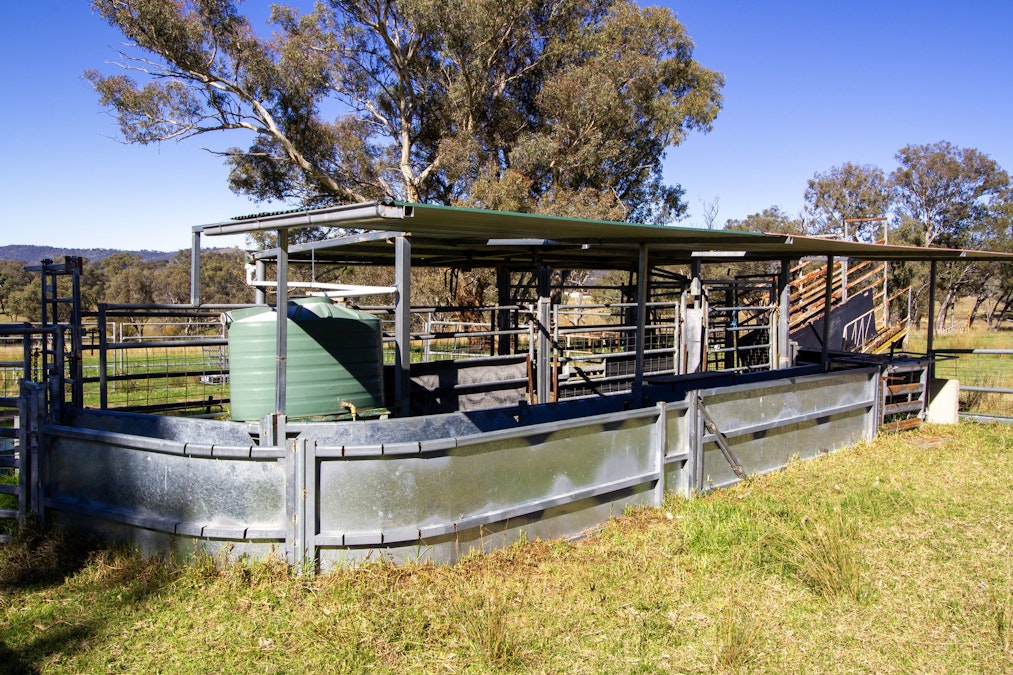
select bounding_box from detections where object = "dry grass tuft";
[767,509,865,602]
[713,594,764,671]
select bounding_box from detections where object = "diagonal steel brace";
[697,396,748,480]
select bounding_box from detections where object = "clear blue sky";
[3,1,1012,252]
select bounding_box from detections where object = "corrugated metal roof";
[199,200,1013,265]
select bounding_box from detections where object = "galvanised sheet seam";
[699,397,876,444]
[315,470,659,547]
[42,498,286,541]
[313,406,662,458]
[694,366,880,399]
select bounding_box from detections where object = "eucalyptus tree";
[87,0,723,224]
[803,162,891,242]
[888,142,1011,328]
[723,205,804,236]
[722,206,804,275]
[889,141,1010,249]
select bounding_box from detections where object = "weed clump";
[766,509,865,602]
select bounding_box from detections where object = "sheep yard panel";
[26,367,874,568]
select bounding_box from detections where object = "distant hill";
[0,245,178,264]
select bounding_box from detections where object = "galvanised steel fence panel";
[694,368,879,490]
[662,399,691,499]
[310,406,662,565]
[23,366,883,568]
[41,422,287,554]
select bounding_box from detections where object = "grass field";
[1,422,1012,673]
[909,327,1013,416]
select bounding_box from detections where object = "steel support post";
[496,267,511,355]
[255,259,267,305]
[26,383,44,521]
[98,305,108,410]
[821,254,834,371]
[49,330,63,423]
[69,258,83,409]
[394,235,412,416]
[535,265,552,404]
[286,437,310,566]
[275,228,289,416]
[17,383,30,517]
[927,260,937,380]
[190,230,202,306]
[653,401,667,506]
[690,393,704,493]
[536,297,552,403]
[633,244,649,403]
[778,259,791,368]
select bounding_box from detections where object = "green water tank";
[227,298,384,421]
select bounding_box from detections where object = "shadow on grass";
[0,623,95,675]
[0,521,175,672]
[0,520,98,590]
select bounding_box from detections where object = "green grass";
[1,422,1013,672]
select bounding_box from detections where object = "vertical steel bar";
[39,263,49,389]
[536,265,552,404]
[536,298,551,403]
[69,259,83,409]
[29,384,43,521]
[274,228,289,415]
[692,393,705,492]
[927,260,937,380]
[255,259,267,305]
[821,255,834,371]
[17,382,29,517]
[778,259,791,369]
[285,436,302,564]
[304,438,317,570]
[653,401,666,506]
[98,305,108,410]
[633,244,648,403]
[678,290,687,374]
[22,331,31,382]
[50,329,63,423]
[190,230,202,306]
[394,235,412,416]
[496,267,511,355]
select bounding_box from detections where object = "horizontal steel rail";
[44,424,283,460]
[101,338,227,351]
[42,497,286,541]
[322,471,659,547]
[960,386,1013,395]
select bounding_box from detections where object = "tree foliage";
[889,141,1011,249]
[803,162,891,241]
[0,250,249,321]
[87,0,723,223]
[723,206,803,236]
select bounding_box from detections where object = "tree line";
[0,250,249,322]
[723,140,1013,329]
